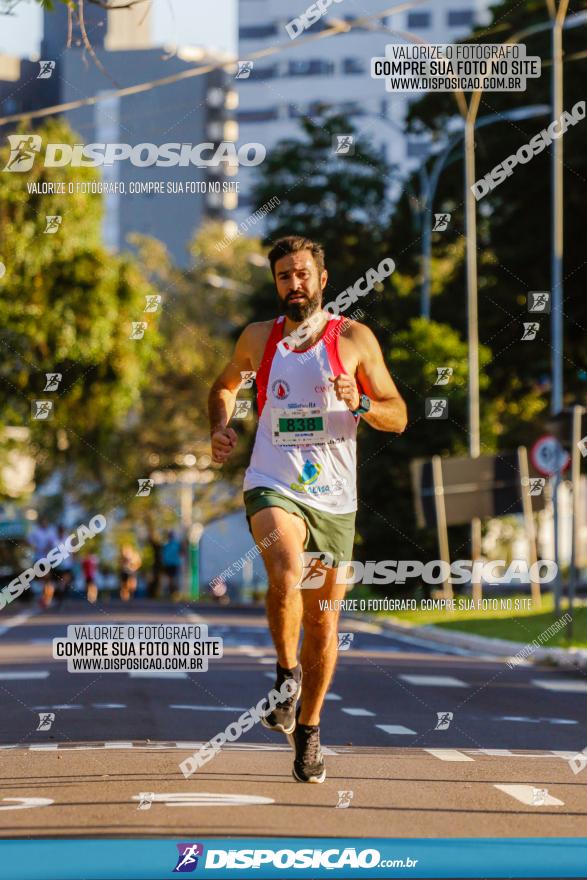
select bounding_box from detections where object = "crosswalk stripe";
[481,749,514,756]
[399,674,467,688]
[342,708,375,717]
[31,704,82,710]
[494,784,564,806]
[425,748,474,762]
[170,704,246,712]
[376,724,416,735]
[0,611,37,639]
[0,671,49,680]
[532,678,587,693]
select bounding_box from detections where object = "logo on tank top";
[290,459,322,492]
[290,460,346,497]
[271,379,290,400]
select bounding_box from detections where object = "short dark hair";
[267,236,325,277]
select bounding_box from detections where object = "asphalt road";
[0,598,586,838]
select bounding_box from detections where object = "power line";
[0,0,430,128]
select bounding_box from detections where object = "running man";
[208,236,407,783]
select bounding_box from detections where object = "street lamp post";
[548,0,570,417]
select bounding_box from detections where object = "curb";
[351,614,587,671]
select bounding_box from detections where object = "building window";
[289,101,328,118]
[237,108,279,122]
[288,59,334,77]
[447,9,475,27]
[343,57,365,75]
[239,24,277,39]
[407,11,431,28]
[251,65,277,80]
[338,101,365,116]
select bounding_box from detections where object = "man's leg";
[299,567,346,726]
[249,506,306,668]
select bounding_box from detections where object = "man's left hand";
[330,374,360,411]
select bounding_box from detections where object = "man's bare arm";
[333,323,407,433]
[208,326,254,462]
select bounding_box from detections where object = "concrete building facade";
[235,0,491,216]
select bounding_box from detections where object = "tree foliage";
[0,118,160,501]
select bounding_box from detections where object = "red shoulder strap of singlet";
[325,316,367,397]
[256,317,285,417]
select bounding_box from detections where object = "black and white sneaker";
[290,723,326,784]
[261,663,302,735]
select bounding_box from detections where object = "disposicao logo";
[3,135,266,171]
[173,843,204,872]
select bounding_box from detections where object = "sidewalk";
[354,614,587,671]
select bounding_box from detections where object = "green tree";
[397,0,587,418]
[250,108,394,318]
[0,118,161,500]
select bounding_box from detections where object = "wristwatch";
[351,394,371,417]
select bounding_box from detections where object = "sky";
[0,0,236,57]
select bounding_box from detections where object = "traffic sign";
[530,434,570,476]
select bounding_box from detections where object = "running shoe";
[290,722,326,784]
[261,663,302,735]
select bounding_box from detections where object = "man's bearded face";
[273,250,325,322]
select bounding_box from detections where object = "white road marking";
[170,704,246,712]
[400,674,468,688]
[376,724,416,735]
[532,679,587,693]
[93,703,126,709]
[29,744,58,751]
[131,792,274,807]
[104,742,135,749]
[481,749,514,756]
[129,671,187,679]
[425,748,474,762]
[0,611,37,639]
[341,708,375,717]
[324,693,342,701]
[0,671,49,680]
[494,784,564,806]
[499,715,578,725]
[31,704,81,710]
[468,750,571,761]
[0,797,54,810]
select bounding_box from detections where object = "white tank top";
[243,315,361,514]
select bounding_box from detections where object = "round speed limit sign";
[530,434,570,476]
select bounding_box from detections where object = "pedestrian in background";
[29,515,58,609]
[119,544,141,601]
[54,524,75,608]
[162,530,183,600]
[83,553,99,604]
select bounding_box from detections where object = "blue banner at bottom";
[0,838,586,880]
